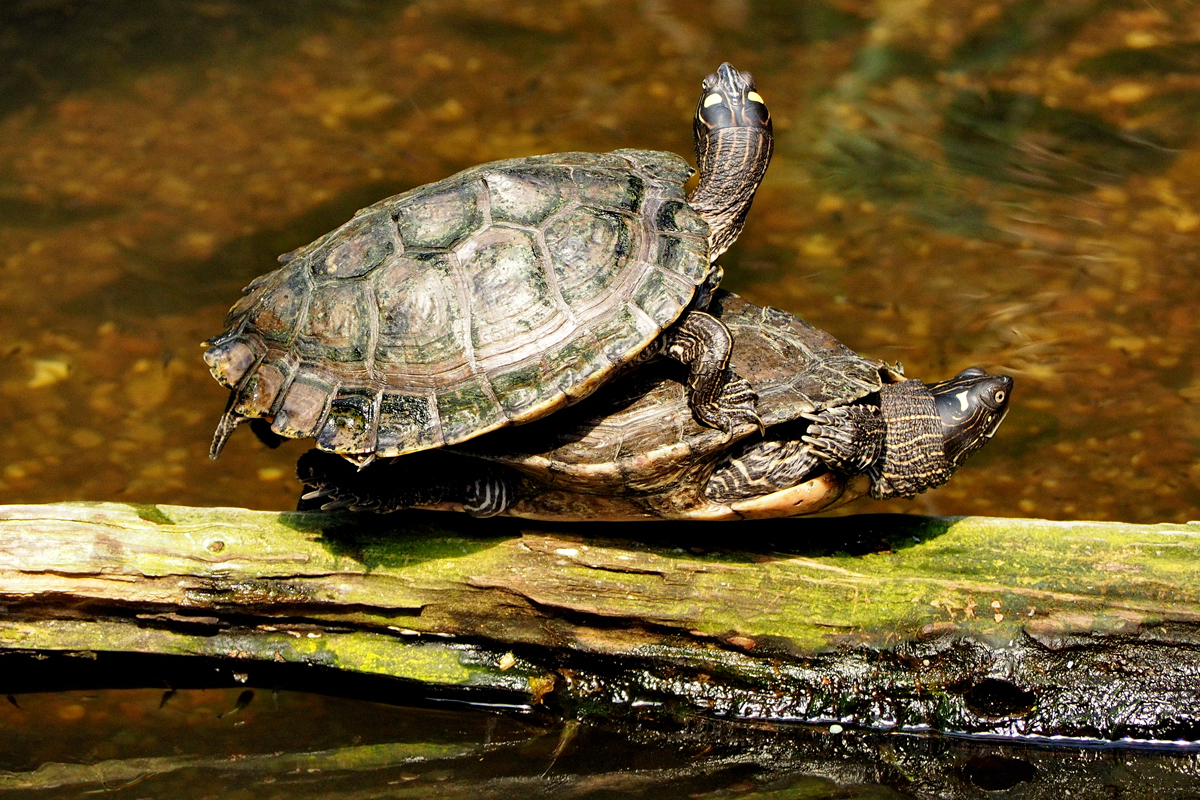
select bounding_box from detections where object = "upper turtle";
[297,293,1013,520]
[204,63,773,465]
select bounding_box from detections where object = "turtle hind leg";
[705,440,820,503]
[295,449,515,516]
[461,469,514,518]
[662,309,762,434]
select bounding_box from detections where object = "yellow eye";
[703,93,723,108]
[747,91,764,104]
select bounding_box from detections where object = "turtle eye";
[993,389,1006,405]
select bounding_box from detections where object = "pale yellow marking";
[28,359,70,388]
[956,389,970,412]
[703,93,723,108]
[747,91,764,104]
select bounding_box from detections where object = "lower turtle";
[297,292,1012,521]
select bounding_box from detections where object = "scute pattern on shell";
[458,292,894,498]
[204,148,710,458]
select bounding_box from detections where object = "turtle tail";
[204,330,432,462]
[204,333,269,460]
[204,331,321,459]
[208,394,247,459]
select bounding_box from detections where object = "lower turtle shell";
[452,291,901,520]
[204,149,710,459]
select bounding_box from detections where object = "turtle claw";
[751,411,766,436]
[728,409,766,438]
[801,406,885,474]
[694,374,762,434]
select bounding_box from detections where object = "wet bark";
[1,502,1198,742]
[4,717,1200,799]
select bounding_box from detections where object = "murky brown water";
[2,1,1199,521]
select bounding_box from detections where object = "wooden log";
[1,502,1198,742]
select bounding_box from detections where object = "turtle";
[296,292,1013,520]
[203,63,773,465]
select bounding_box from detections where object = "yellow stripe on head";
[747,91,764,104]
[703,93,724,108]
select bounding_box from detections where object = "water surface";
[1,2,1198,519]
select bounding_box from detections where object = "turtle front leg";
[800,405,886,474]
[296,450,514,518]
[662,309,762,433]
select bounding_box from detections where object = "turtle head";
[927,367,1013,469]
[694,63,771,139]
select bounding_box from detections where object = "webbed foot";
[694,372,762,436]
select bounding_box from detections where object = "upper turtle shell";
[204,149,710,458]
[457,291,899,511]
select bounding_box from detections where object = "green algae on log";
[1,502,1198,741]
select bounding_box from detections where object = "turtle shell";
[456,291,900,519]
[204,148,711,458]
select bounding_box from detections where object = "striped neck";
[687,126,773,260]
[871,379,951,500]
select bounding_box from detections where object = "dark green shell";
[204,149,711,457]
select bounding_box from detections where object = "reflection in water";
[1,0,1198,523]
[1,655,1198,798]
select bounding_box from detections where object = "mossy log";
[1,502,1198,742]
